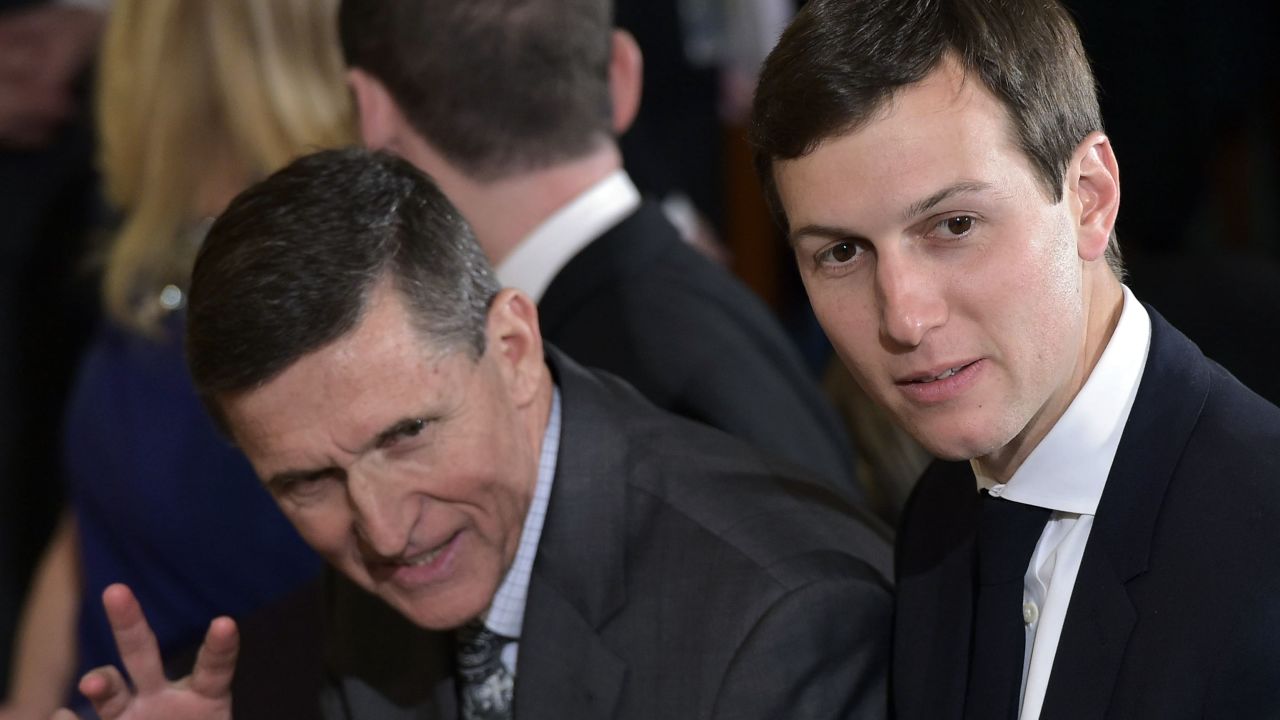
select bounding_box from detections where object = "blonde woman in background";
[0,1,352,717]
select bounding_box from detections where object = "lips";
[368,530,462,587]
[895,359,983,404]
[899,360,978,385]
[402,537,453,567]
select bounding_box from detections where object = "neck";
[975,265,1125,483]
[401,135,623,266]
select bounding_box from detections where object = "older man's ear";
[483,288,547,408]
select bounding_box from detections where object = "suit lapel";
[1040,307,1210,720]
[515,586,627,719]
[512,350,632,719]
[894,460,980,720]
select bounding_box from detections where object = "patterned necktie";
[456,621,515,720]
[964,491,1053,720]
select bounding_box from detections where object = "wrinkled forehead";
[219,300,472,463]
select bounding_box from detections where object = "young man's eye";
[936,215,976,237]
[817,240,861,266]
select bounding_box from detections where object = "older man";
[57,148,891,720]
[751,1,1280,718]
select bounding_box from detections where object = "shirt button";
[1023,601,1039,625]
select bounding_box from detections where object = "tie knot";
[976,491,1053,585]
[456,621,516,719]
[456,621,513,674]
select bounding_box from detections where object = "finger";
[189,616,239,699]
[77,665,134,720]
[100,584,167,695]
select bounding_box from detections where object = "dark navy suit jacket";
[893,306,1280,719]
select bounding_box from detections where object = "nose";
[876,251,947,349]
[346,468,414,559]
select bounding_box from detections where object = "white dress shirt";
[972,286,1151,720]
[495,170,641,302]
[481,388,561,675]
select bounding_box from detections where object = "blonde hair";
[98,0,355,332]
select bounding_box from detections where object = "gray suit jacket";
[318,348,893,719]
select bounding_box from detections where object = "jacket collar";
[513,347,630,718]
[1039,307,1210,719]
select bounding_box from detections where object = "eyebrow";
[788,224,867,247]
[262,415,429,489]
[788,180,995,247]
[900,180,993,222]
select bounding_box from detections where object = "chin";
[907,417,1008,464]
[386,594,475,631]
[387,580,498,632]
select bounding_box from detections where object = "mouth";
[894,359,983,405]
[367,531,462,586]
[399,534,457,567]
[900,360,978,385]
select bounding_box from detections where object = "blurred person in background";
[0,0,105,692]
[0,0,353,717]
[340,0,863,502]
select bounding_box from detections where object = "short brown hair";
[340,0,614,181]
[750,0,1123,275]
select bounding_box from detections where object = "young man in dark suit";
[337,0,861,499]
[751,0,1280,718]
[56,149,892,720]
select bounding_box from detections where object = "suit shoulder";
[1176,361,1280,510]
[621,412,892,590]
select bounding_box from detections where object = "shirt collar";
[482,387,561,639]
[495,170,642,302]
[974,285,1151,515]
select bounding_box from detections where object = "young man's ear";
[1068,131,1121,262]
[484,289,545,406]
[348,68,406,151]
[609,29,644,135]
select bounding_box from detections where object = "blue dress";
[63,313,321,678]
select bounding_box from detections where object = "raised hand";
[50,584,236,720]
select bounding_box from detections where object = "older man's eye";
[375,418,429,450]
[401,418,426,437]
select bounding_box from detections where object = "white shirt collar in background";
[495,171,641,302]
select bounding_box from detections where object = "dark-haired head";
[750,0,1123,275]
[186,147,501,422]
[339,0,615,181]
